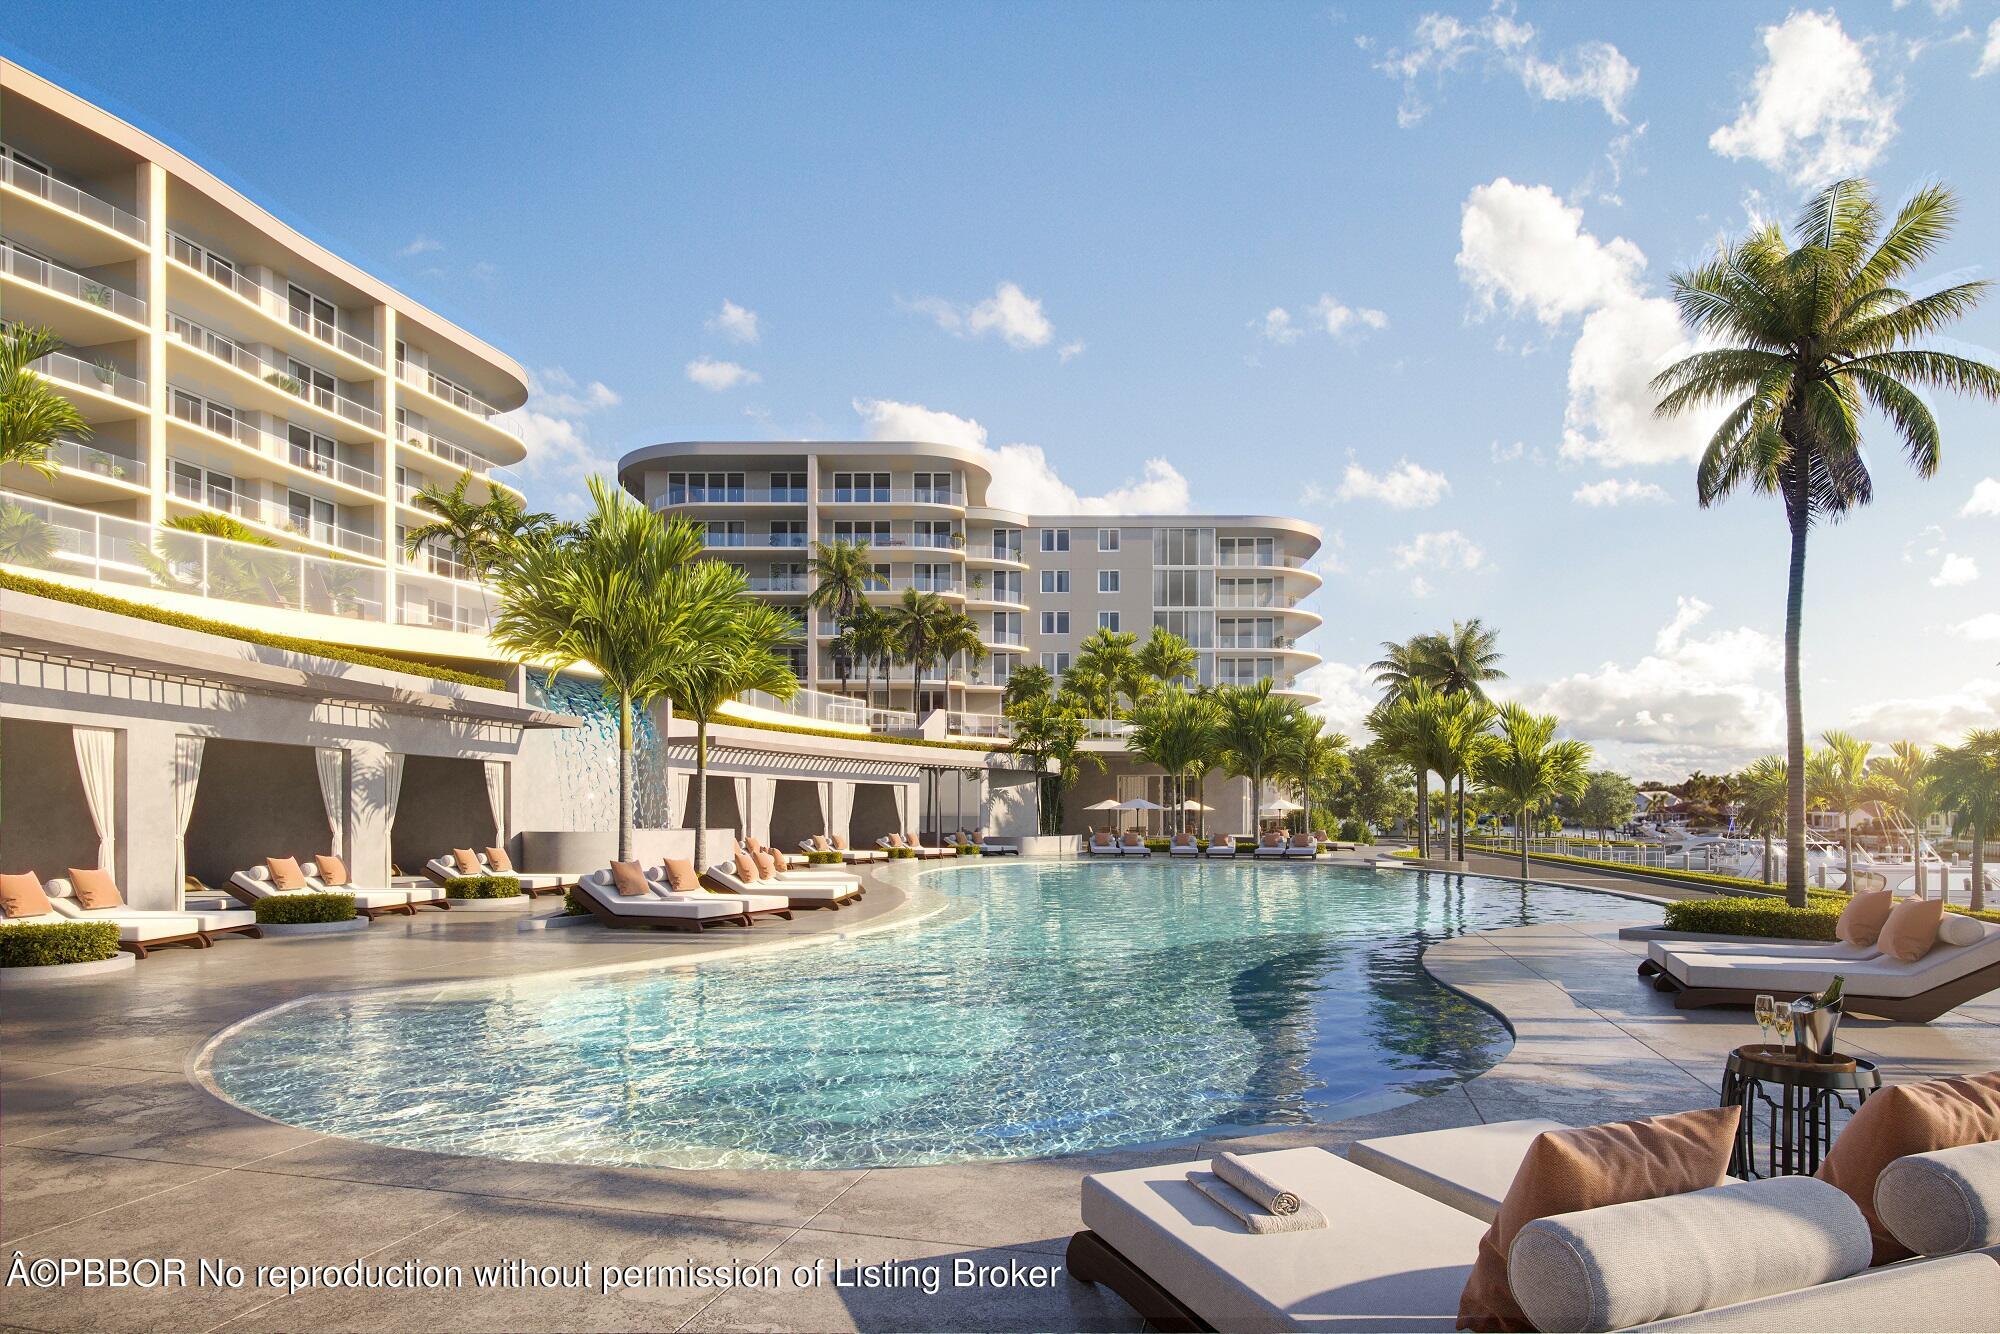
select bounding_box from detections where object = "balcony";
[167,235,384,368]
[170,389,382,493]
[395,360,505,420]
[396,421,521,493]
[32,438,147,486]
[985,630,1025,647]
[33,350,145,405]
[401,545,479,583]
[1215,589,1305,610]
[0,153,147,243]
[1217,550,1312,569]
[817,488,967,506]
[656,486,809,507]
[170,314,383,431]
[168,468,384,558]
[1,242,146,324]
[746,575,808,593]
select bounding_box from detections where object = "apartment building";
[618,441,1325,716]
[0,59,528,654]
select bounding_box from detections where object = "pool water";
[207,863,1647,1170]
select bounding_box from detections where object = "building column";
[828,780,855,843]
[347,739,395,888]
[120,719,183,909]
[138,161,168,526]
[378,307,400,626]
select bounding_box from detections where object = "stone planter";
[0,954,137,985]
[446,895,532,911]
[260,919,369,936]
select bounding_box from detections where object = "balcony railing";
[1217,550,1311,569]
[700,531,749,548]
[986,630,1025,647]
[1,242,147,322]
[0,152,147,241]
[169,314,383,429]
[24,439,147,485]
[818,488,967,506]
[396,571,493,634]
[396,422,521,492]
[396,361,504,419]
[735,686,916,731]
[32,350,145,403]
[401,545,478,583]
[0,489,387,623]
[168,467,383,557]
[1214,589,1304,609]
[745,575,808,593]
[657,486,809,506]
[167,237,385,367]
[169,388,382,492]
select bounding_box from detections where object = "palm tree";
[932,608,988,713]
[1808,730,1872,894]
[1002,662,1053,710]
[804,539,888,695]
[0,500,57,568]
[2,325,90,477]
[1127,686,1222,832]
[1735,755,1790,887]
[1276,714,1349,839]
[840,601,897,713]
[1868,741,1939,898]
[1074,627,1147,715]
[886,587,955,714]
[1476,704,1591,876]
[488,477,733,861]
[1432,692,1498,858]
[1006,692,1093,835]
[1136,625,1199,691]
[1652,179,2000,906]
[658,598,802,869]
[404,471,559,577]
[1422,619,1505,857]
[1214,680,1298,835]
[1368,684,1451,857]
[1368,636,1432,704]
[1933,731,1999,913]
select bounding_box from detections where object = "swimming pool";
[206,862,1649,1170]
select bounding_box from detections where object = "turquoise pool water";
[207,863,1647,1169]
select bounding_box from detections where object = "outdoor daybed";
[227,864,422,919]
[1119,832,1152,857]
[46,873,261,944]
[1169,832,1201,858]
[572,869,764,931]
[1205,834,1237,859]
[702,860,862,911]
[15,875,214,957]
[1088,832,1122,857]
[1642,917,2000,1022]
[1071,1112,2000,1332]
[423,850,570,898]
[800,834,887,863]
[1284,833,1317,860]
[975,834,1021,855]
[1253,832,1289,859]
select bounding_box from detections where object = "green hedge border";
[2,572,504,689]
[254,892,357,924]
[444,875,522,899]
[0,920,121,967]
[718,712,1000,753]
[1662,897,1843,941]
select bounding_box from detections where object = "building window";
[1153,568,1214,607]
[1098,569,1120,593]
[769,471,807,501]
[913,562,951,592]
[1040,610,1071,635]
[831,471,890,501]
[1040,528,1070,552]
[1152,527,1215,567]
[1098,611,1121,632]
[702,520,746,547]
[1219,535,1275,567]
[992,570,1023,602]
[991,528,1022,560]
[770,519,807,548]
[1041,652,1071,675]
[666,471,746,504]
[1040,569,1070,594]
[832,519,892,545]
[913,471,956,504]
[1097,527,1120,551]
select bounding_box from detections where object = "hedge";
[0,921,121,967]
[1,572,504,689]
[563,889,591,916]
[254,892,357,924]
[445,875,522,899]
[805,850,844,866]
[887,847,916,859]
[720,712,999,753]
[955,844,981,855]
[1662,897,1843,941]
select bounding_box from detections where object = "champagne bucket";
[1796,1001,1843,1057]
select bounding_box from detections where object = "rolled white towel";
[1213,1150,1302,1216]
[1186,1171,1327,1234]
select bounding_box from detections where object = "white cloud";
[1931,553,1979,587]
[1312,294,1390,335]
[1393,529,1483,571]
[1949,613,2000,642]
[708,299,760,344]
[1962,477,2000,515]
[1299,660,1380,739]
[399,235,443,257]
[1408,575,1435,599]
[903,281,1054,350]
[1058,339,1087,363]
[1709,11,1901,185]
[1573,478,1670,507]
[1978,18,2000,76]
[684,357,760,391]
[1257,308,1301,344]
[493,367,624,517]
[851,398,1190,515]
[1256,297,1386,344]
[1376,9,1637,125]
[1337,459,1449,508]
[1844,679,2000,743]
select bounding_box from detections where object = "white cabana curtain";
[815,781,832,835]
[483,761,507,843]
[174,735,205,901]
[381,753,405,882]
[669,769,690,829]
[72,727,117,872]
[314,747,347,859]
[829,782,855,842]
[749,776,777,847]
[891,783,912,834]
[731,776,750,846]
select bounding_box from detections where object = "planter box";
[0,953,137,985]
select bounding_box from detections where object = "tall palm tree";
[1368,683,1451,857]
[488,478,731,861]
[1007,692,1093,835]
[1868,741,1939,898]
[1074,627,1147,715]
[1214,680,1299,835]
[1276,714,1349,839]
[839,601,897,713]
[1128,686,1221,832]
[404,471,559,578]
[1002,662,1053,710]
[1136,625,1199,691]
[1735,755,1790,887]
[1933,730,1999,913]
[1423,619,1506,857]
[1368,636,1432,704]
[2,325,89,477]
[804,538,888,694]
[886,586,954,714]
[658,598,802,869]
[1476,704,1591,876]
[1808,730,1872,894]
[1433,692,1498,859]
[932,608,987,713]
[1653,179,2000,907]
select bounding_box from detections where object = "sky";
[8,1,1998,777]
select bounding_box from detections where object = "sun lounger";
[572,870,754,931]
[802,835,886,863]
[1253,832,1289,859]
[1205,834,1237,859]
[1088,832,1121,857]
[1119,833,1152,857]
[228,865,417,919]
[1646,919,2000,1021]
[46,875,261,943]
[976,834,1020,855]
[1169,833,1200,858]
[1285,834,1317,860]
[1348,1119,1565,1223]
[702,862,859,911]
[28,876,212,957]
[423,853,567,898]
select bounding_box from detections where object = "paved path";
[4,866,1996,1332]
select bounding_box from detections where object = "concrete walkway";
[4,869,1996,1332]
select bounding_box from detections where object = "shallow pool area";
[207,863,1651,1170]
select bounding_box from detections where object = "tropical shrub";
[0,921,120,967]
[254,892,356,924]
[1662,897,1842,941]
[955,844,980,855]
[806,850,843,866]
[1338,819,1372,844]
[445,875,521,899]
[563,888,590,916]
[887,847,916,859]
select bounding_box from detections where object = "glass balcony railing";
[167,467,383,557]
[32,350,145,403]
[396,422,521,492]
[745,575,809,593]
[1217,549,1312,569]
[396,361,505,420]
[1,242,147,322]
[169,314,383,429]
[167,235,384,367]
[658,486,808,506]
[169,388,382,492]
[818,488,967,506]
[27,438,147,485]
[0,153,147,241]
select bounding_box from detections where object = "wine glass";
[1770,1000,1795,1051]
[1754,994,1776,1048]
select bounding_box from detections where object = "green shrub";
[444,875,521,899]
[1338,819,1374,844]
[0,921,121,967]
[563,888,590,916]
[1662,897,1843,941]
[254,892,356,924]
[887,846,916,859]
[955,844,980,855]
[806,850,843,865]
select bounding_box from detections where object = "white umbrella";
[1179,799,1212,812]
[1083,798,1123,811]
[1260,799,1302,815]
[1116,797,1164,811]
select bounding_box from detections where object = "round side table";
[1720,1044,1880,1179]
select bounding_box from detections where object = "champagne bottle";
[1818,975,1844,1009]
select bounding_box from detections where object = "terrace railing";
[2,243,147,322]
[1,151,148,241]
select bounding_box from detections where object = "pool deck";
[4,862,1997,1333]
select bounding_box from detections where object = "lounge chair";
[1168,832,1200,858]
[733,843,862,887]
[903,832,952,858]
[1253,831,1289,859]
[28,876,212,957]
[1644,918,2000,1022]
[1087,831,1121,857]
[702,861,860,911]
[573,870,754,931]
[423,851,567,898]
[1204,834,1237,859]
[801,834,885,864]
[46,874,261,943]
[324,867,449,912]
[878,833,942,858]
[742,837,809,871]
[227,865,418,919]
[1285,833,1317,860]
[977,835,1021,855]
[1119,832,1151,857]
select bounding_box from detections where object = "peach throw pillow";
[1878,895,1946,962]
[266,856,307,891]
[314,855,349,887]
[451,847,480,875]
[0,872,51,918]
[754,850,778,877]
[1457,1106,1741,1332]
[1818,1070,2000,1264]
[609,861,650,896]
[1835,889,1894,947]
[67,867,123,909]
[662,858,700,892]
[734,852,761,882]
[483,846,513,872]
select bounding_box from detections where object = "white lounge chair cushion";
[1646,938,1881,964]
[1348,1118,1566,1223]
[186,907,257,931]
[764,882,857,903]
[576,877,742,920]
[1509,1176,1871,1333]
[100,915,208,942]
[1659,926,2000,997]
[1630,1251,2000,1332]
[662,887,789,914]
[1876,1141,2000,1257]
[1080,1146,1485,1333]
[0,911,69,927]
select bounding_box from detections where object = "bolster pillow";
[1876,1140,2000,1257]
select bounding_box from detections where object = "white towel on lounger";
[1214,1150,1302,1215]
[1186,1171,1327,1234]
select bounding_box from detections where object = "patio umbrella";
[1259,799,1302,815]
[1178,799,1212,811]
[1083,798,1122,810]
[1115,798,1164,811]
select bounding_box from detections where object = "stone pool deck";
[3,866,1997,1333]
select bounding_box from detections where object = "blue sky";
[9,2,1998,774]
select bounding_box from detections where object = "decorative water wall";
[526,670,670,829]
